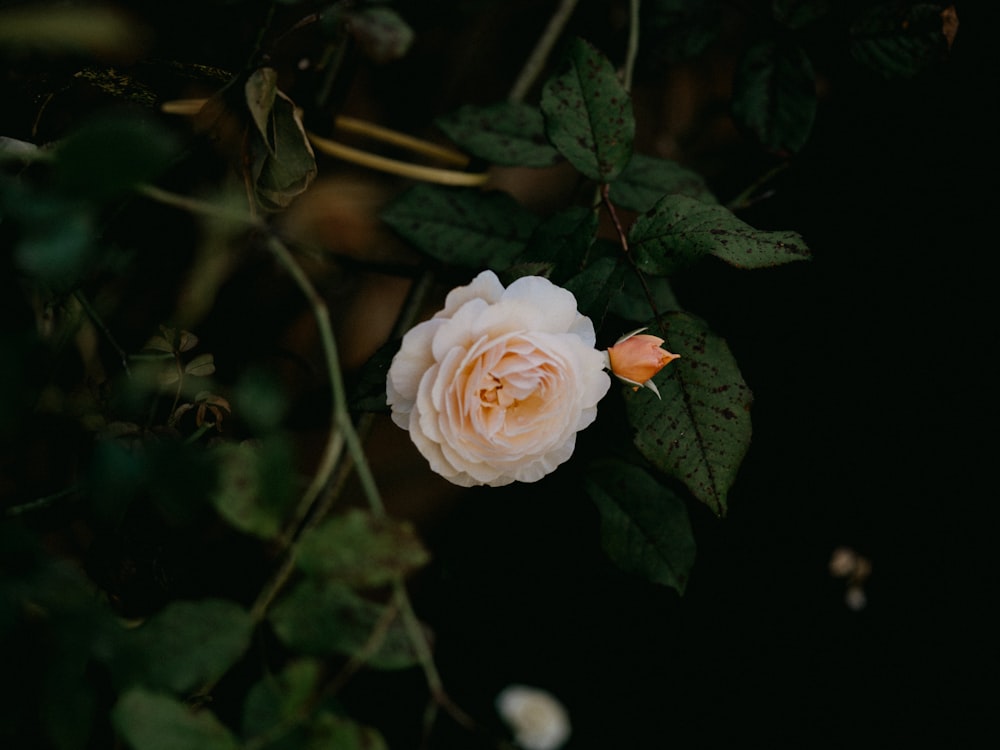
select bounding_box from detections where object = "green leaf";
[246,69,317,212]
[564,255,626,327]
[610,153,717,212]
[519,205,598,282]
[244,664,388,750]
[269,581,421,670]
[242,659,321,740]
[584,460,696,594]
[296,509,429,588]
[435,102,560,167]
[3,186,95,285]
[233,368,290,434]
[54,113,179,202]
[184,353,215,377]
[541,37,635,182]
[112,688,238,750]
[245,67,279,151]
[629,194,810,275]
[210,438,296,540]
[624,313,752,516]
[306,713,388,750]
[850,4,951,79]
[120,599,253,694]
[380,184,539,269]
[608,271,683,323]
[732,39,817,156]
[0,525,122,750]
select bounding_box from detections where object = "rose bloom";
[386,270,610,487]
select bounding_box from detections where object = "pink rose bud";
[604,328,680,398]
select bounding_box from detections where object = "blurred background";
[1,1,992,747]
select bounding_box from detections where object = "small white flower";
[496,684,571,750]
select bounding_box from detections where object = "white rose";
[386,270,610,487]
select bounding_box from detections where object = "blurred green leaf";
[609,153,717,213]
[541,37,635,182]
[54,113,180,202]
[246,69,317,212]
[624,313,752,516]
[0,136,44,162]
[296,509,429,589]
[184,353,216,377]
[435,102,560,167]
[585,460,696,594]
[0,524,121,750]
[234,369,290,433]
[732,39,817,156]
[269,581,421,670]
[119,599,253,694]
[242,659,321,740]
[629,194,810,275]
[0,6,147,58]
[850,3,952,79]
[519,205,598,282]
[564,255,625,327]
[380,184,540,269]
[112,688,238,750]
[305,713,389,750]
[9,193,95,285]
[88,438,146,528]
[241,659,389,749]
[210,438,296,540]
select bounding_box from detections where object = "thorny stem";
[508,0,580,102]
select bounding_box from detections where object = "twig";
[601,183,662,325]
[5,485,82,517]
[73,290,131,377]
[508,0,580,103]
[622,0,641,92]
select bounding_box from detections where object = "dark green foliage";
[585,460,696,594]
[732,39,818,156]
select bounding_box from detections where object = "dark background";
[395,2,994,747]
[2,1,994,748]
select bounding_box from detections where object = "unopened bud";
[604,327,680,398]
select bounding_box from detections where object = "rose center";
[479,373,517,408]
